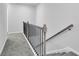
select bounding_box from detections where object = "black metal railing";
[23,21,47,56]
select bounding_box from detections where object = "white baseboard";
[7,32,23,34]
[0,36,7,55]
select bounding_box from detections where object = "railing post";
[42,24,47,56]
[27,21,29,40]
[40,28,43,56]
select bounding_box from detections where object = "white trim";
[7,3,8,32]
[0,35,7,55]
[22,33,37,56]
[65,47,79,55]
[7,32,23,34]
[46,47,79,55]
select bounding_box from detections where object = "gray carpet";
[1,33,34,56]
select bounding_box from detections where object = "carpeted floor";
[1,33,78,56]
[1,33,34,56]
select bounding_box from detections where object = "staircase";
[46,24,79,55]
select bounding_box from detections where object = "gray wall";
[36,3,79,53]
[8,4,37,33]
[0,3,7,54]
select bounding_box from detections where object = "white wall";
[36,4,45,27]
[8,4,37,33]
[36,4,79,53]
[0,3,7,54]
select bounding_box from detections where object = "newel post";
[42,24,47,56]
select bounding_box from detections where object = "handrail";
[46,24,73,41]
[35,24,74,48]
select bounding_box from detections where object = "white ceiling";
[9,3,39,7]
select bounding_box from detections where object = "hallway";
[1,33,34,56]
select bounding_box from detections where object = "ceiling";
[9,3,39,7]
